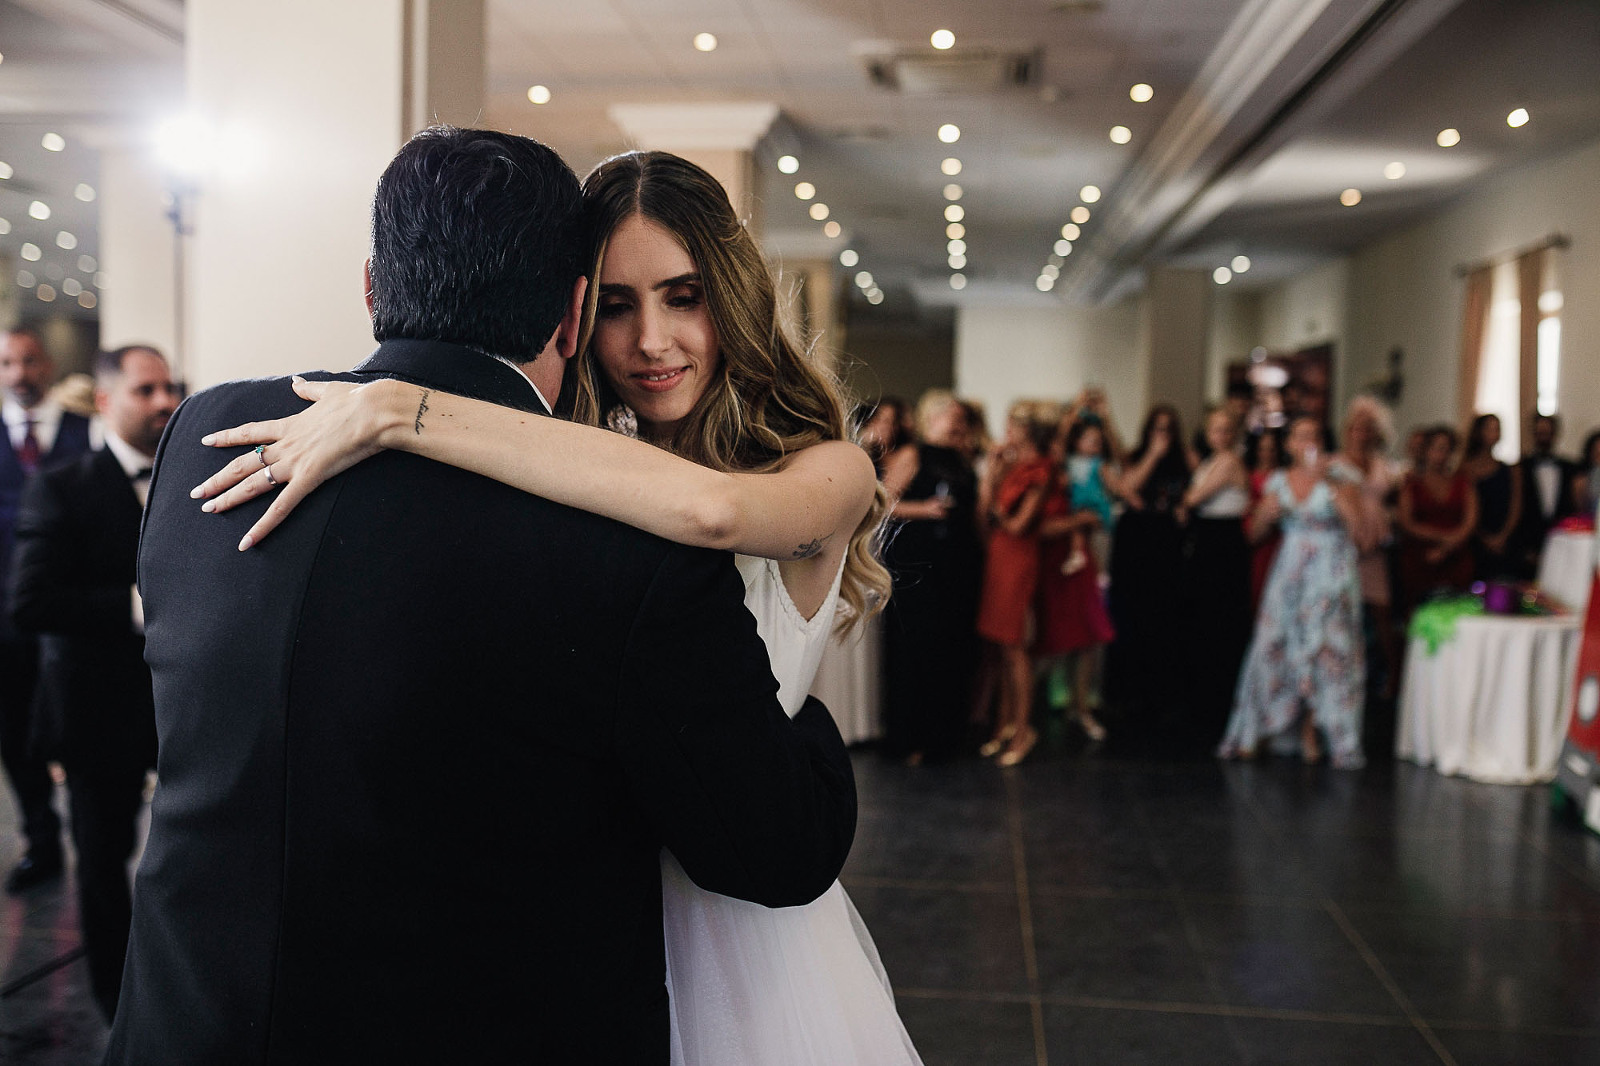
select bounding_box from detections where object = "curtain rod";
[1453,232,1570,277]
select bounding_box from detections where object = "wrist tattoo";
[413,389,431,435]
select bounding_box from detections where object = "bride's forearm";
[373,383,743,550]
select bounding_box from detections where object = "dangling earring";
[605,403,639,439]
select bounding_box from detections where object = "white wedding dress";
[660,554,924,1065]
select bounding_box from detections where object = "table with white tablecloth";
[1397,613,1581,784]
[1537,529,1594,612]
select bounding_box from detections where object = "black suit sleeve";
[11,468,134,634]
[613,544,855,908]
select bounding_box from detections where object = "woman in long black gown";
[1461,413,1522,581]
[880,390,984,762]
[1105,405,1195,751]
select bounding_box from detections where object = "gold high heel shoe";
[979,728,1017,758]
[996,728,1039,767]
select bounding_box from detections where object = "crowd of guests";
[833,386,1598,771]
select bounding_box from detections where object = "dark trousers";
[0,636,62,863]
[65,761,148,1023]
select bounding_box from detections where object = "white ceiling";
[2,0,1598,325]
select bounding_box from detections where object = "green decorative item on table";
[1409,596,1485,655]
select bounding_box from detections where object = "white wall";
[954,297,1148,438]
[1206,289,1261,403]
[99,146,179,360]
[1344,135,1600,441]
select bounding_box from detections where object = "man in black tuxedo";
[1513,411,1577,577]
[0,327,93,893]
[106,127,856,1063]
[10,344,177,1020]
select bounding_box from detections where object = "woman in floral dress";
[1220,416,1368,767]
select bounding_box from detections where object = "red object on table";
[1556,574,1600,832]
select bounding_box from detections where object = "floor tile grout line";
[1322,899,1462,1066]
[892,986,1600,1037]
[1513,823,1600,894]
[1003,771,1049,1066]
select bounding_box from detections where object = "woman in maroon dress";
[1396,425,1477,617]
[976,405,1060,766]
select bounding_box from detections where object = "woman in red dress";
[976,405,1060,766]
[1035,476,1115,743]
[1396,425,1478,617]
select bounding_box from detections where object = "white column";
[98,144,179,359]
[182,0,483,389]
[606,103,779,232]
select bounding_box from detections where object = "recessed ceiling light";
[62,278,82,297]
[794,181,815,200]
[931,29,955,50]
[946,222,965,239]
[809,203,829,220]
[1436,128,1461,147]
[1231,255,1251,273]
[1109,125,1132,144]
[943,183,963,201]
[1036,276,1056,292]
[1060,223,1080,240]
[693,32,718,52]
[78,291,97,309]
[1340,188,1362,206]
[948,254,967,269]
[938,124,961,144]
[78,254,96,272]
[950,273,967,290]
[1213,267,1232,285]
[36,284,56,302]
[823,221,842,238]
[56,231,77,250]
[0,162,12,179]
[16,270,34,288]
[947,239,967,255]
[1042,264,1060,279]
[1054,239,1072,256]
[1383,161,1406,180]
[1070,206,1090,224]
[526,85,551,105]
[1129,83,1153,103]
[41,132,65,152]
[1079,184,1101,203]
[941,157,962,176]
[945,204,965,222]
[20,242,41,261]
[855,270,874,288]
[866,289,884,305]
[1507,108,1529,128]
[777,155,799,174]
[840,249,859,267]
[28,200,50,220]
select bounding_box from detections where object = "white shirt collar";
[2,396,62,430]
[103,430,155,479]
[492,355,552,414]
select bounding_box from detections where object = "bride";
[192,151,924,1065]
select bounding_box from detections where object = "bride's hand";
[191,376,405,550]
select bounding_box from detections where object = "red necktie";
[17,419,40,473]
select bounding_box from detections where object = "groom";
[106,127,857,1063]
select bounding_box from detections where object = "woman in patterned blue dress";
[1220,416,1368,767]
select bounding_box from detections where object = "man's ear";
[363,259,376,316]
[555,276,588,363]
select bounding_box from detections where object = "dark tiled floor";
[4,751,1600,1064]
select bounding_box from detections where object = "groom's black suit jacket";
[105,339,857,1064]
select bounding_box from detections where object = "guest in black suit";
[1513,411,1577,577]
[106,127,855,1064]
[10,344,178,1020]
[0,327,92,893]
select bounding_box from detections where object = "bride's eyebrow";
[598,273,701,297]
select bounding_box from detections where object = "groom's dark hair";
[368,126,583,363]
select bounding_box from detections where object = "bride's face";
[592,214,721,441]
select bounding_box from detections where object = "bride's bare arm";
[195,377,879,562]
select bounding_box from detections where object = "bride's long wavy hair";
[570,150,890,632]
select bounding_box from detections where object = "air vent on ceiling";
[864,48,1038,94]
